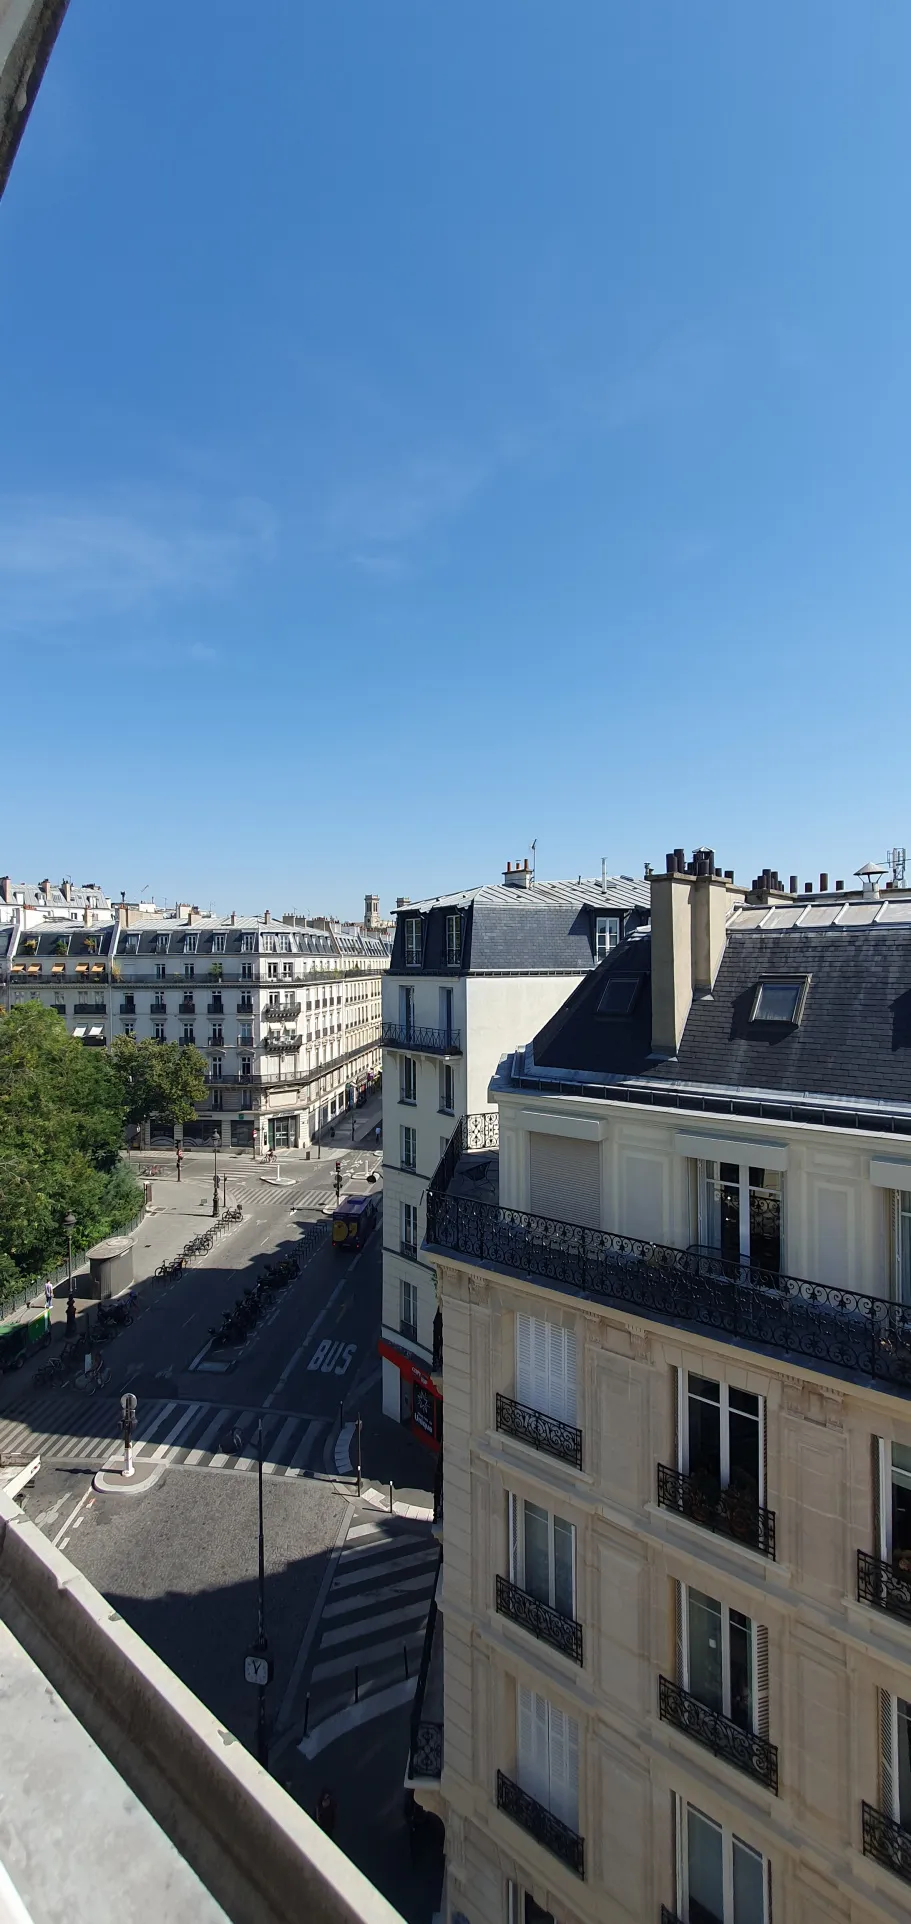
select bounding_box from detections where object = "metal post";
[213,1136,219,1217]
[256,1419,268,1769]
[356,1412,362,1498]
[389,1480,393,1514]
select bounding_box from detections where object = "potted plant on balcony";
[22,938,37,954]
[53,938,68,955]
[111,962,121,981]
[84,935,98,955]
[209,963,223,980]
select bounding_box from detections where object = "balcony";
[496,1575,583,1665]
[658,1676,778,1793]
[207,999,224,1016]
[496,1772,584,1878]
[261,1033,302,1053]
[178,1036,196,1047]
[408,1583,443,1782]
[425,1113,911,1397]
[150,1001,167,1015]
[73,1001,106,1015]
[857,1549,911,1626]
[382,1022,462,1056]
[862,1801,911,1886]
[207,1036,225,1051]
[237,1000,254,1014]
[178,999,196,1016]
[496,1392,583,1471]
[657,1463,776,1561]
[264,1000,301,1020]
[119,1000,136,1016]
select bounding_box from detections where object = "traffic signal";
[334,1159,342,1201]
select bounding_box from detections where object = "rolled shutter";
[880,1687,898,1819]
[755,1625,770,1739]
[516,1313,532,1405]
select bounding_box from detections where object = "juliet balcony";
[496,1574,583,1665]
[264,1001,301,1021]
[862,1801,911,1886]
[382,1023,462,1056]
[496,1771,584,1878]
[658,1676,778,1793]
[424,1114,911,1397]
[857,1549,911,1627]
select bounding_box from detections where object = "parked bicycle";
[74,1355,111,1394]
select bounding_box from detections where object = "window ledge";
[645,1502,791,1584]
[477,1428,595,1492]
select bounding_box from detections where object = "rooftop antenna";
[601,855,607,889]
[530,838,536,881]
[889,846,906,888]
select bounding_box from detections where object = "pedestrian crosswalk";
[0,1393,329,1480]
[307,1516,440,1719]
[224,1175,336,1213]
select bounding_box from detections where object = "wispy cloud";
[0,492,277,633]
[320,448,493,571]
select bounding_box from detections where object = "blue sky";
[2,2,910,915]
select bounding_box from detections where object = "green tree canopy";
[0,1004,143,1296]
[110,1035,208,1128]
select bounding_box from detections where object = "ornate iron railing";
[264,1000,301,1020]
[658,1676,779,1793]
[433,1450,443,1525]
[432,1306,443,1373]
[207,1000,225,1016]
[425,1166,911,1392]
[862,1801,911,1884]
[178,1000,196,1015]
[496,1392,583,1470]
[657,1463,776,1560]
[857,1549,911,1625]
[408,1594,442,1781]
[496,1575,583,1664]
[382,1022,462,1055]
[464,1111,500,1152]
[496,1772,584,1877]
[73,1000,106,1015]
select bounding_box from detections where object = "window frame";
[401,1055,417,1104]
[401,1201,418,1255]
[748,975,810,1027]
[675,1798,769,1924]
[515,1313,577,1427]
[404,917,423,969]
[401,1125,417,1172]
[516,1686,579,1835]
[675,1580,767,1736]
[695,1158,783,1271]
[508,1492,576,1620]
[439,1060,455,1113]
[444,912,462,968]
[401,1276,418,1340]
[594,914,620,961]
[678,1369,766,1507]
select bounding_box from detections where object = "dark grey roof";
[530,927,911,1110]
[390,889,648,977]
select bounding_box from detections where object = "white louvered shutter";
[759,1395,768,1508]
[516,1313,532,1406]
[874,1437,890,1559]
[696,1160,710,1244]
[508,1492,519,1585]
[755,1625,770,1739]
[674,1581,686,1688]
[517,1687,549,1807]
[880,1687,899,1820]
[531,1317,549,1415]
[892,1191,902,1301]
[560,1326,577,1426]
[547,1706,579,1832]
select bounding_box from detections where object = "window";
[680,1373,765,1508]
[675,1584,767,1736]
[240,933,256,953]
[153,933,170,953]
[507,1887,555,1924]
[260,933,274,953]
[240,1056,253,1078]
[445,913,462,967]
[439,1062,454,1113]
[210,933,226,953]
[439,986,454,1039]
[401,1126,417,1171]
[697,1160,782,1272]
[121,933,139,954]
[212,1088,224,1110]
[874,1439,911,1570]
[595,914,620,961]
[183,934,198,954]
[678,1804,768,1923]
[401,1202,418,1257]
[401,1278,418,1343]
[892,1193,911,1307]
[879,1689,911,1830]
[516,1688,579,1835]
[241,962,253,980]
[399,984,415,1035]
[749,976,808,1025]
[282,961,294,978]
[182,1024,195,1044]
[274,933,290,953]
[239,1024,253,1045]
[155,964,166,981]
[515,1314,577,1426]
[210,1027,223,1046]
[401,1056,417,1103]
[508,1495,575,1620]
[154,1022,166,1041]
[595,974,642,1017]
[404,917,422,968]
[267,962,279,980]
[184,963,195,979]
[211,1056,223,1080]
[121,1021,136,1037]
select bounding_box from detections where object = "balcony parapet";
[658,1676,778,1793]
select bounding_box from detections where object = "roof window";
[596,975,643,1018]
[749,977,809,1026]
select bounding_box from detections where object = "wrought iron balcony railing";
[178,1000,196,1015]
[857,1549,911,1626]
[264,1000,301,1020]
[73,1000,106,1015]
[408,1593,442,1780]
[261,1033,302,1052]
[432,1306,443,1374]
[496,1771,584,1877]
[496,1392,583,1471]
[496,1575,583,1664]
[424,1125,911,1392]
[862,1801,911,1885]
[657,1463,776,1560]
[207,1000,224,1016]
[382,1022,462,1055]
[119,1001,136,1015]
[658,1676,779,1793]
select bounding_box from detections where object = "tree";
[110,1035,208,1129]
[0,1004,143,1300]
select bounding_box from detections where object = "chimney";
[116,904,128,933]
[177,903,191,919]
[264,910,271,924]
[0,878,10,905]
[61,879,72,903]
[650,857,741,1057]
[820,873,828,892]
[789,876,797,895]
[83,907,90,925]
[230,911,236,926]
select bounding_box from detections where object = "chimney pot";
[665,853,675,874]
[836,879,844,892]
[789,875,797,894]
[674,848,685,873]
[820,872,828,892]
[805,882,813,893]
[264,910,271,924]
[724,869,734,883]
[524,858,529,871]
[506,862,511,873]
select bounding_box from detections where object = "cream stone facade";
[416,854,911,1924]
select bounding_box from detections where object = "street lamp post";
[212,1133,220,1217]
[64,1212,76,1300]
[243,1419,272,1769]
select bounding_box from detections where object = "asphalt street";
[5,1148,442,1922]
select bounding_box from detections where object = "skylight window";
[750,977,809,1025]
[596,975,642,1018]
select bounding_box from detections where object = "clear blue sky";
[2,2,910,916]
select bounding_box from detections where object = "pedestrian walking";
[315,1788,336,1838]
[44,1278,53,1315]
[176,1144,183,1184]
[374,1124,381,1146]
[65,1295,76,1340]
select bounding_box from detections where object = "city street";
[2,1134,442,1923]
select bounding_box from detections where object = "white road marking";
[311,1630,424,1682]
[286,1419,322,1472]
[331,1548,440,1589]
[149,1403,204,1461]
[322,1571,441,1617]
[262,1254,360,1408]
[182,1408,229,1464]
[52,1486,93,1546]
[318,1600,430,1648]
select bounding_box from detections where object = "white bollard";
[123,1441,134,1479]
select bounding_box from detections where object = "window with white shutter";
[515,1314,577,1425]
[516,1687,579,1832]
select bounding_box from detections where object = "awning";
[51,964,64,975]
[72,1026,87,1038]
[90,964,105,976]
[75,964,88,976]
[10,964,23,975]
[88,1025,104,1038]
[27,964,41,975]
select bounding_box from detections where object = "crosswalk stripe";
[263,1416,298,1469]
[331,1548,439,1589]
[311,1630,425,1684]
[183,1408,229,1464]
[208,1408,256,1470]
[322,1570,440,1617]
[336,1533,420,1565]
[286,1419,322,1472]
[346,1522,384,1540]
[318,1600,431,1649]
[135,1401,177,1445]
[0,1395,330,1480]
[148,1403,204,1461]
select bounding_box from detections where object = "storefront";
[378,1339,442,1448]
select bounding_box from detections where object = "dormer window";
[183,933,198,954]
[445,913,462,968]
[750,977,809,1026]
[595,915,620,962]
[121,933,140,954]
[596,975,643,1018]
[153,933,170,954]
[240,933,256,953]
[211,933,226,953]
[404,917,422,969]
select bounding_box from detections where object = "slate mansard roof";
[522,900,911,1120]
[389,877,650,977]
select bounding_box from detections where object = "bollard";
[354,1667,359,1704]
[304,1693,310,1736]
[403,1644,409,1681]
[389,1481,394,1514]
